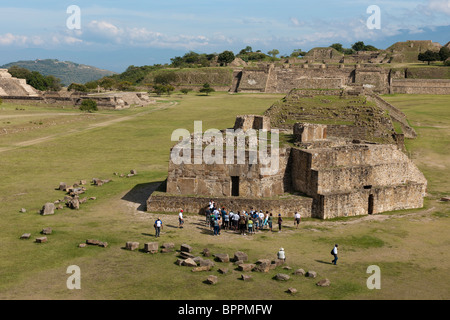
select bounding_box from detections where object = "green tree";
[68,83,88,92]
[268,49,280,58]
[180,88,193,95]
[154,71,177,85]
[351,41,366,52]
[79,99,98,112]
[330,43,344,53]
[418,50,440,65]
[290,49,306,58]
[199,83,215,95]
[439,47,450,61]
[217,50,235,66]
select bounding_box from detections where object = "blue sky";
[0,0,449,72]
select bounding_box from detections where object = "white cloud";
[426,0,450,15]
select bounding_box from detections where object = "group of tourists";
[152,202,339,265]
[205,200,301,236]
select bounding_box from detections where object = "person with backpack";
[154,218,163,238]
[331,244,339,265]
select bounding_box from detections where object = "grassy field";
[0,92,449,300]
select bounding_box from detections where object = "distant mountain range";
[1,59,116,86]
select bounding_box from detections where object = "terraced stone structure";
[148,110,427,219]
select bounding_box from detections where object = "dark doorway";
[231,176,239,196]
[368,194,374,215]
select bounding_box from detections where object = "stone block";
[126,241,140,251]
[144,242,159,254]
[35,237,47,243]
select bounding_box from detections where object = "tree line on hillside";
[8,66,62,91]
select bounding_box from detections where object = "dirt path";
[0,103,173,154]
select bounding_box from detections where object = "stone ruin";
[0,69,155,109]
[0,69,39,97]
[147,114,427,219]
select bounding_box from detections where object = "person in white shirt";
[277,248,286,261]
[332,244,338,265]
[154,218,163,238]
[178,209,184,228]
[294,212,301,228]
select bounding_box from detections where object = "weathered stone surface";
[287,287,298,294]
[20,233,31,239]
[175,258,184,266]
[294,269,306,276]
[218,268,228,274]
[40,203,55,215]
[275,273,290,281]
[58,182,67,191]
[202,248,211,257]
[126,241,140,251]
[238,264,256,272]
[67,198,80,210]
[41,227,52,235]
[162,243,175,249]
[306,271,317,278]
[180,244,192,253]
[214,253,230,263]
[182,258,197,267]
[86,239,101,245]
[233,251,248,262]
[35,237,47,243]
[241,274,252,281]
[199,259,215,267]
[180,251,195,259]
[20,208,26,213]
[316,279,331,287]
[254,259,271,273]
[206,275,218,284]
[192,266,212,272]
[98,242,108,248]
[440,196,450,202]
[272,259,285,267]
[130,169,137,175]
[78,243,87,248]
[144,242,159,254]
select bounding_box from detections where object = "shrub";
[79,99,98,112]
[180,88,193,95]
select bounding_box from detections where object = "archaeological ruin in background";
[0,68,154,109]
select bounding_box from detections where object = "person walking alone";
[178,209,184,228]
[154,218,163,238]
[331,244,338,265]
[294,212,301,228]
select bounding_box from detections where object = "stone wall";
[391,79,450,94]
[234,64,391,94]
[166,148,291,198]
[147,192,314,217]
[234,115,271,131]
[319,183,426,219]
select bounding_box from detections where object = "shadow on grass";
[315,259,333,265]
[121,181,164,211]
